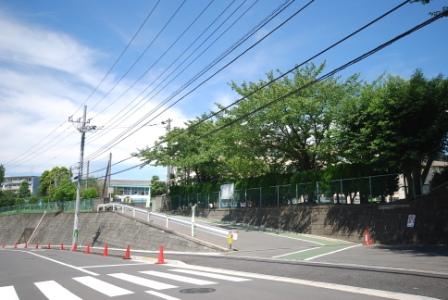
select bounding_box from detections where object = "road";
[1,248,446,300]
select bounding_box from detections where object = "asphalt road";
[1,248,446,300]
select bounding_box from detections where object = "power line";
[90,0,187,112]
[89,4,446,180]
[86,0,242,142]
[85,0,305,161]
[4,1,161,169]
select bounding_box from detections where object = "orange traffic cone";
[123,245,131,259]
[157,245,165,264]
[47,242,51,249]
[362,228,374,246]
[103,243,109,256]
[71,243,77,252]
[84,244,91,254]
[60,243,65,250]
[35,242,39,249]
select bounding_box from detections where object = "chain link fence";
[169,173,401,209]
[0,199,94,215]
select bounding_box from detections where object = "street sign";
[407,214,416,228]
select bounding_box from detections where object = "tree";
[0,164,4,185]
[82,188,98,199]
[150,176,167,196]
[39,167,74,200]
[18,180,31,199]
[51,177,76,201]
[335,70,448,198]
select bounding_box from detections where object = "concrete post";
[191,204,196,237]
[147,211,150,222]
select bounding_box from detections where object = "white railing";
[97,203,229,239]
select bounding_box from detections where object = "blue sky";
[0,0,447,181]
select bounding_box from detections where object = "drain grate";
[179,288,216,294]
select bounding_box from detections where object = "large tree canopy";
[138,65,448,199]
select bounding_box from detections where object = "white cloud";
[0,12,188,179]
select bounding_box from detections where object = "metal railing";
[97,203,229,239]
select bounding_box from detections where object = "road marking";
[146,290,181,300]
[272,246,321,259]
[73,276,133,297]
[108,273,177,290]
[24,250,98,276]
[81,262,150,269]
[304,244,361,261]
[169,264,440,300]
[170,269,250,282]
[34,280,82,300]
[0,286,19,300]
[265,232,325,246]
[140,271,216,285]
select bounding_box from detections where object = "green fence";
[0,199,95,216]
[169,173,401,209]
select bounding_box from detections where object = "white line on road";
[170,269,250,282]
[140,270,216,285]
[265,232,325,246]
[35,280,82,300]
[146,290,181,300]
[168,263,440,300]
[81,262,151,269]
[23,250,98,276]
[272,246,321,259]
[73,276,133,297]
[0,286,19,300]
[108,273,177,290]
[304,244,362,261]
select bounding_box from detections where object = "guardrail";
[97,203,229,239]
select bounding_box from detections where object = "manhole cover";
[179,288,216,294]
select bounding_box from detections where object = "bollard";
[123,245,131,260]
[156,245,165,264]
[103,243,109,256]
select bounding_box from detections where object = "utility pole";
[69,105,97,247]
[162,118,172,186]
[85,160,89,189]
[101,153,112,203]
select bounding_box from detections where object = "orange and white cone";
[157,245,165,264]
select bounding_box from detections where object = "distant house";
[1,176,40,196]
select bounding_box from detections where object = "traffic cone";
[47,242,51,249]
[25,242,28,249]
[14,243,17,249]
[84,244,91,254]
[35,242,39,249]
[71,243,77,252]
[123,245,131,259]
[103,243,109,256]
[60,243,65,250]
[362,228,374,246]
[156,245,165,264]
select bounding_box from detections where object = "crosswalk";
[0,268,251,300]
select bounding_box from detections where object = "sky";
[0,0,447,181]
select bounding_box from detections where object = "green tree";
[39,167,73,200]
[82,188,98,199]
[18,180,31,199]
[51,177,76,201]
[0,164,4,184]
[150,176,167,196]
[335,70,448,198]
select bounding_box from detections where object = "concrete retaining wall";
[175,194,448,245]
[0,212,214,252]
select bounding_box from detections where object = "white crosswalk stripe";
[140,270,216,285]
[0,286,19,300]
[108,273,177,290]
[170,269,251,282]
[73,276,133,297]
[34,280,82,300]
[146,290,182,300]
